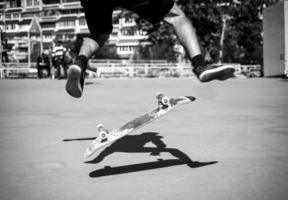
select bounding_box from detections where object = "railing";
[90,59,171,64]
[0,63,37,79]
[0,61,262,79]
[0,62,193,79]
[234,64,262,77]
[89,63,194,78]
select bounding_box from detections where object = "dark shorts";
[81,0,174,35]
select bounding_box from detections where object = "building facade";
[0,0,146,61]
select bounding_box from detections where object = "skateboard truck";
[156,92,171,109]
[97,124,109,142]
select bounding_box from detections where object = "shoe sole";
[199,65,235,82]
[65,65,82,98]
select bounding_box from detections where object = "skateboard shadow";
[63,137,96,142]
[86,132,217,178]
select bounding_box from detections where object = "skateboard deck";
[84,93,196,158]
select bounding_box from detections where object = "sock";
[191,55,205,68]
[75,55,88,70]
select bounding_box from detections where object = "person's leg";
[66,36,109,98]
[163,4,235,82]
[47,65,51,78]
[63,64,68,79]
[56,59,61,79]
[65,0,113,98]
[37,66,42,79]
[163,4,201,59]
[78,36,109,59]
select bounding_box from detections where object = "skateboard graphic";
[84,93,196,158]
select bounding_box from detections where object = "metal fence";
[0,61,262,79]
[0,62,37,79]
[0,62,194,79]
[89,63,194,78]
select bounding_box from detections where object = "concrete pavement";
[0,78,288,200]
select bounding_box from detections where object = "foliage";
[133,41,178,61]
[134,0,280,64]
[94,44,120,60]
[132,14,179,61]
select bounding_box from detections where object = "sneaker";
[65,55,87,98]
[193,64,235,82]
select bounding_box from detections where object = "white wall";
[284,1,288,75]
[263,1,287,76]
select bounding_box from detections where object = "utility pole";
[0,28,2,67]
[219,14,231,64]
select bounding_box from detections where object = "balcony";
[42,3,61,10]
[4,7,22,12]
[0,2,7,11]
[22,6,41,13]
[61,1,81,9]
[41,15,58,22]
[59,13,79,18]
[119,34,147,41]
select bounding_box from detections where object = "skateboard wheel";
[99,131,108,139]
[161,97,170,105]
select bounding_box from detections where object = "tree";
[182,0,281,64]
[94,44,120,60]
[133,14,179,61]
[134,0,280,64]
[133,40,178,61]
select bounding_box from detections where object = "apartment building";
[0,0,147,60]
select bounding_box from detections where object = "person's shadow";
[81,132,217,178]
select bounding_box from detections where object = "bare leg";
[79,35,110,59]
[66,35,109,98]
[163,4,201,59]
[163,4,235,82]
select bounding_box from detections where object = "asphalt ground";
[0,77,288,200]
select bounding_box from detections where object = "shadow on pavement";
[81,132,217,178]
[63,137,96,142]
[89,159,217,178]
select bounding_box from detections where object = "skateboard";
[84,93,196,158]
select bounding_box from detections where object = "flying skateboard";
[84,93,196,158]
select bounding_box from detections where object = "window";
[9,0,21,8]
[6,24,17,31]
[42,0,60,4]
[13,14,20,19]
[5,14,11,20]
[112,18,119,25]
[22,13,34,18]
[26,0,33,6]
[62,0,79,3]
[26,0,40,7]
[19,24,29,30]
[124,17,134,24]
[121,28,137,36]
[34,0,40,6]
[58,20,75,27]
[44,34,53,40]
[78,19,86,26]
[119,46,134,53]
[111,31,118,37]
[42,23,55,29]
[44,10,56,17]
[61,9,80,15]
